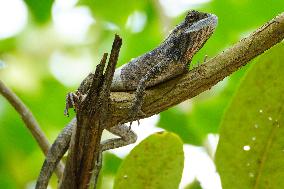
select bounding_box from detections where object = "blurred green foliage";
[0,0,283,188]
[79,0,146,26]
[24,0,54,24]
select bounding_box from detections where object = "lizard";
[36,10,218,189]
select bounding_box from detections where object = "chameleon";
[36,10,218,189]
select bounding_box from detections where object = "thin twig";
[0,80,64,179]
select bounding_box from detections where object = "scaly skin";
[111,10,217,91]
[112,10,217,121]
[36,10,218,189]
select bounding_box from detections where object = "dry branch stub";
[59,35,122,189]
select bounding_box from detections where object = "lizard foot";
[128,108,146,128]
[64,92,80,117]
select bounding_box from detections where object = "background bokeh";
[0,0,283,188]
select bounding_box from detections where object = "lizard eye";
[188,14,195,19]
[186,11,199,23]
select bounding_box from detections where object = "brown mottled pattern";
[111,10,218,91]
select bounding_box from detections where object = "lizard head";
[164,10,218,62]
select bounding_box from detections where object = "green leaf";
[215,43,284,189]
[114,132,184,189]
[23,0,54,24]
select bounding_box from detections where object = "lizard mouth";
[172,10,218,36]
[185,12,218,34]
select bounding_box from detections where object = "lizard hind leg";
[101,124,137,151]
[92,124,137,187]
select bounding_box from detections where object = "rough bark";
[59,35,122,189]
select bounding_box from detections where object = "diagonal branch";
[107,12,284,126]
[0,80,64,179]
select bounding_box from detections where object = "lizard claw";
[128,124,132,132]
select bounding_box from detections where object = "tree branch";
[37,11,284,189]
[0,80,64,179]
[107,12,284,126]
[59,35,122,189]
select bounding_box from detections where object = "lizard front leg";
[64,91,87,116]
[129,60,179,123]
[64,92,79,116]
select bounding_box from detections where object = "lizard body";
[36,10,218,189]
[111,10,217,91]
